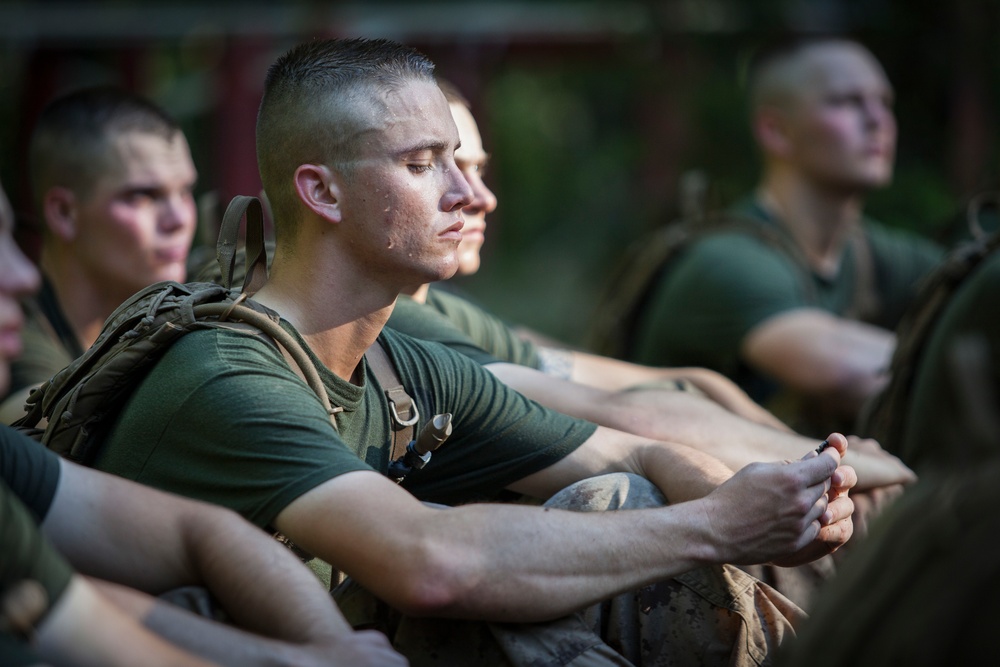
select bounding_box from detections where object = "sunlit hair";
[29,86,181,210]
[256,37,436,238]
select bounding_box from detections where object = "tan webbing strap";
[365,339,419,462]
[216,195,269,296]
[846,225,881,322]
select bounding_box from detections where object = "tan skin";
[254,77,856,623]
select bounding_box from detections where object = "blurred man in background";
[1,86,197,421]
[626,36,943,437]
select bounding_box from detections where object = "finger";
[821,432,849,456]
[793,450,840,486]
[821,494,855,525]
[816,515,854,548]
[830,464,858,492]
[799,483,831,527]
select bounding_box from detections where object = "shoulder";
[0,426,61,521]
[862,218,945,261]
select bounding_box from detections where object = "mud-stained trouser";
[334,473,806,666]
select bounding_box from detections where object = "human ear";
[293,164,342,224]
[753,106,793,158]
[41,187,78,242]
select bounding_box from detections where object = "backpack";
[856,192,1000,452]
[13,196,340,465]
[583,208,879,360]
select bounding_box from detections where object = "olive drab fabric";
[857,196,1000,459]
[12,197,337,464]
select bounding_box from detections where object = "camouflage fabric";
[335,473,804,666]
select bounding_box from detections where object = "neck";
[252,239,400,382]
[757,168,866,276]
[403,283,431,304]
[40,249,130,350]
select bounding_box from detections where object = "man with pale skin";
[0,180,405,667]
[95,38,857,665]
[629,37,943,437]
[0,86,198,422]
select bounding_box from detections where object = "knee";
[544,473,666,512]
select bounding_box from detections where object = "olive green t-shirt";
[423,287,543,369]
[388,294,502,366]
[96,324,595,526]
[630,200,943,402]
[898,250,1000,470]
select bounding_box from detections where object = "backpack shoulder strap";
[365,338,419,462]
[585,209,815,358]
[858,198,1000,448]
[216,195,269,295]
[845,224,881,322]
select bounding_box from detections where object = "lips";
[0,323,24,361]
[155,246,189,263]
[462,223,485,239]
[441,218,465,241]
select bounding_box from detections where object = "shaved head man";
[629,36,943,437]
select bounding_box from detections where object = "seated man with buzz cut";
[1,86,199,423]
[93,37,858,666]
[627,36,943,438]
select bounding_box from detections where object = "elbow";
[383,544,484,618]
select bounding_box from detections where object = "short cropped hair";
[29,86,181,208]
[256,37,436,237]
[746,34,863,111]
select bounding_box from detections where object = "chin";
[456,248,483,277]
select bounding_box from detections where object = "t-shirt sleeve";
[0,479,74,631]
[387,296,504,366]
[97,331,373,529]
[427,289,543,369]
[0,426,62,523]
[631,233,810,373]
[382,331,596,505]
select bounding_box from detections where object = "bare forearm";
[181,509,347,644]
[599,390,912,490]
[743,310,895,409]
[370,501,716,622]
[92,580,323,667]
[36,577,217,667]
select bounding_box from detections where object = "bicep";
[273,470,439,595]
[742,309,895,394]
[566,351,667,391]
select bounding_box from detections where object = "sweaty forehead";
[353,79,456,155]
[450,103,486,162]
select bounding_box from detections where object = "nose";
[465,171,498,216]
[159,191,196,234]
[0,235,41,298]
[863,96,894,130]
[443,162,475,213]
